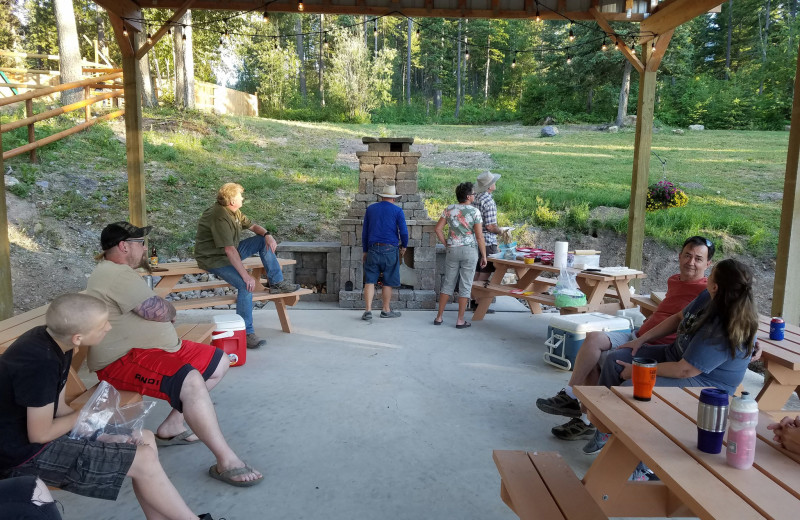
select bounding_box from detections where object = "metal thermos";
[697,388,729,454]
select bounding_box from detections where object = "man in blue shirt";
[361,185,409,320]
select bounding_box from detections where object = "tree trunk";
[296,17,306,100]
[406,19,412,105]
[96,13,109,64]
[615,60,632,126]
[484,28,491,104]
[53,0,82,105]
[134,31,157,107]
[759,0,772,95]
[455,20,462,119]
[174,11,194,109]
[374,18,378,59]
[319,15,325,107]
[725,0,733,79]
[586,86,594,113]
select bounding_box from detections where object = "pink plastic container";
[726,392,758,469]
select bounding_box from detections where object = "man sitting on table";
[536,236,714,443]
[767,416,800,454]
[0,293,217,518]
[195,182,299,349]
[86,221,263,487]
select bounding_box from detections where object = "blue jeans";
[208,235,284,334]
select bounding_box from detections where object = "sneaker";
[583,430,610,455]
[362,311,373,321]
[270,280,300,294]
[246,333,267,349]
[551,418,596,441]
[536,389,582,418]
[629,461,659,481]
[380,310,401,318]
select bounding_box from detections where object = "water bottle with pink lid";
[726,391,759,469]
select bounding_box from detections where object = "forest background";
[1,0,798,129]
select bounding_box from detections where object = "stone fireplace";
[338,138,437,309]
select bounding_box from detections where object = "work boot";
[246,333,267,349]
[550,418,596,441]
[536,389,582,418]
[270,280,300,294]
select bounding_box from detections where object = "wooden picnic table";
[471,256,645,320]
[574,385,800,520]
[146,256,311,333]
[754,315,800,413]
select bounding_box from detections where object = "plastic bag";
[69,381,155,444]
[553,266,587,308]
[498,241,518,259]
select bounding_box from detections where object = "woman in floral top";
[433,182,487,328]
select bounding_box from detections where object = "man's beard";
[136,254,151,272]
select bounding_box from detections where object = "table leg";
[612,277,635,309]
[274,299,293,333]
[755,363,800,411]
[579,278,610,312]
[152,274,182,298]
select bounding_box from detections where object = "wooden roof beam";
[135,0,197,60]
[641,0,724,37]
[590,7,643,73]
[645,29,673,72]
[94,0,144,33]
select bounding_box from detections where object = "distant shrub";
[533,196,560,227]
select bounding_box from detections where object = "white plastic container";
[726,392,759,469]
[572,254,600,269]
[544,312,632,370]
[616,307,647,329]
[211,314,247,367]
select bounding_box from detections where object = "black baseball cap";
[100,221,152,251]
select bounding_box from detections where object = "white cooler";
[544,312,632,371]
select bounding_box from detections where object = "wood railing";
[0,72,124,162]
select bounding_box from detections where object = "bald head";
[46,293,108,342]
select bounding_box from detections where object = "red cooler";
[211,315,247,367]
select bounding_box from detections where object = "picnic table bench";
[0,304,214,410]
[149,256,312,333]
[754,314,800,414]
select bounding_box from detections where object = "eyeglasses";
[125,238,145,244]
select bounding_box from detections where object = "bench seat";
[170,287,312,310]
[473,283,588,314]
[493,450,607,520]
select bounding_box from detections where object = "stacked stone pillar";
[339,137,437,309]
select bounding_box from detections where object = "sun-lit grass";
[3,107,789,257]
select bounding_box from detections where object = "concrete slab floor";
[52,298,773,520]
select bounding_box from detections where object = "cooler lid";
[548,312,631,333]
[212,314,246,331]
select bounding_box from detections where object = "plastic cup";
[632,357,658,401]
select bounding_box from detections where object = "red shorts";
[96,340,224,413]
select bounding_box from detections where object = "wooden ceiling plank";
[135,0,197,60]
[590,7,643,73]
[641,0,725,36]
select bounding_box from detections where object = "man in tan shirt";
[86,221,262,487]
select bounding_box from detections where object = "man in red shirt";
[536,236,714,444]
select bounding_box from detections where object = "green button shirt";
[195,203,252,270]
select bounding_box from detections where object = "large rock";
[605,125,619,133]
[689,124,705,131]
[623,115,637,127]
[4,175,19,187]
[541,125,559,137]
[672,129,685,135]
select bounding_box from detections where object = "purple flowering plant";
[646,180,688,211]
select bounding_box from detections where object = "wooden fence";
[0,72,124,162]
[195,80,258,117]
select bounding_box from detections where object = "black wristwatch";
[262,231,270,237]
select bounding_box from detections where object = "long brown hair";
[690,258,758,357]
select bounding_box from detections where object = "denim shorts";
[364,244,401,287]
[8,435,137,501]
[0,476,62,519]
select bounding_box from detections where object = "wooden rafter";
[134,0,197,60]
[93,0,144,32]
[107,11,134,58]
[589,7,643,73]
[641,0,725,37]
[645,29,674,72]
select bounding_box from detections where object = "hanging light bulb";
[167,27,172,35]
[651,41,656,51]
[601,39,607,52]
[511,52,516,68]
[465,47,470,60]
[298,0,304,11]
[224,30,229,40]
[263,11,269,22]
[535,7,541,23]
[569,24,575,42]
[567,55,572,65]
[323,34,328,48]
[416,27,420,37]
[182,33,186,41]
[631,45,636,55]
[123,27,129,37]
[374,26,378,37]
[146,33,153,44]
[614,40,619,50]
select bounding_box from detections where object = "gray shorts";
[8,435,136,501]
[440,245,480,297]
[597,330,638,366]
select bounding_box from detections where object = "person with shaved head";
[0,293,219,520]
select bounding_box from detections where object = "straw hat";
[378,185,402,198]
[475,171,501,193]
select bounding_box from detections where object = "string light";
[146,33,153,44]
[416,27,420,37]
[323,34,328,48]
[511,52,516,68]
[465,47,470,60]
[614,40,619,50]
[374,26,377,37]
[651,41,656,51]
[263,11,269,22]
[601,39,607,52]
[219,34,224,45]
[566,54,572,65]
[167,27,172,35]
[569,23,574,42]
[122,27,128,37]
[182,33,186,41]
[535,7,541,23]
[297,0,304,11]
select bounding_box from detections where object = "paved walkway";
[54,298,769,520]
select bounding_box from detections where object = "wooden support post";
[626,45,657,279]
[25,99,36,163]
[772,40,800,326]
[84,86,91,122]
[121,53,147,228]
[0,128,12,319]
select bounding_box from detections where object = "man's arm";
[248,224,277,253]
[617,357,701,380]
[27,387,78,444]
[133,295,177,322]
[619,311,683,355]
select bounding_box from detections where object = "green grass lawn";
[2,107,789,257]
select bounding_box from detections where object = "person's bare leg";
[567,331,613,387]
[435,293,449,322]
[363,283,375,312]
[128,430,199,520]
[179,371,261,483]
[381,286,392,312]
[456,296,469,326]
[157,357,230,442]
